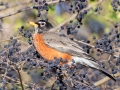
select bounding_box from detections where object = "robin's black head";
[29,20,53,33]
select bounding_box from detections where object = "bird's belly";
[33,34,72,63]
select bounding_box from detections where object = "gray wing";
[42,32,95,61]
[42,32,116,81]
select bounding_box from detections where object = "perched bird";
[29,20,116,81]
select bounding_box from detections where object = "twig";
[0,29,29,45]
[94,72,120,87]
[76,80,95,90]
[0,0,65,19]
[54,0,104,30]
[0,6,33,19]
[16,68,24,90]
[74,39,95,48]
[0,0,32,12]
[54,14,77,30]
[47,0,65,4]
[114,87,120,90]
[51,80,56,90]
[1,74,28,86]
[0,35,22,43]
[73,39,119,58]
[1,62,9,87]
[108,55,111,61]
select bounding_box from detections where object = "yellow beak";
[28,21,38,27]
[57,29,60,32]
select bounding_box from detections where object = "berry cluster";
[69,0,88,24]
[33,0,49,17]
[111,0,120,11]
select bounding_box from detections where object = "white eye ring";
[38,21,46,27]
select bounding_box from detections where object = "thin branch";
[94,72,120,87]
[0,29,29,45]
[1,74,27,86]
[75,80,95,90]
[0,0,65,19]
[74,39,95,48]
[1,63,8,87]
[108,55,111,61]
[114,87,120,90]
[0,7,33,19]
[54,14,77,30]
[73,39,119,58]
[51,80,56,90]
[0,0,32,12]
[0,35,22,43]
[54,0,104,30]
[1,58,27,87]
[47,0,65,4]
[16,68,24,90]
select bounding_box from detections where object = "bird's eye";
[41,22,45,25]
[38,21,46,27]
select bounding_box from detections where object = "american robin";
[28,20,116,81]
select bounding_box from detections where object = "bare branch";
[73,39,95,48]
[16,68,24,90]
[0,7,33,19]
[0,0,32,12]
[0,0,66,19]
[94,72,120,87]
[114,87,120,90]
[0,36,23,43]
[0,29,29,45]
[1,74,27,86]
[47,0,65,4]
[54,0,104,30]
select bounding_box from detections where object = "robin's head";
[28,20,53,33]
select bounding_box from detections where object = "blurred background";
[0,0,120,89]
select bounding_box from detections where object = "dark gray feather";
[42,32,95,61]
[42,32,116,81]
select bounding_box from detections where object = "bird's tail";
[99,68,116,81]
[71,56,116,81]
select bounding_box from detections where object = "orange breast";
[33,34,72,64]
